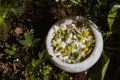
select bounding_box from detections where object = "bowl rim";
[46,16,103,73]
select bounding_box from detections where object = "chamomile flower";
[51,38,61,47]
[51,19,95,63]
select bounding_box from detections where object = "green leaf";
[38,51,44,60]
[38,50,52,62]
[19,30,40,48]
[43,75,49,80]
[5,42,11,48]
[24,30,34,46]
[31,74,42,80]
[31,50,51,68]
[0,15,4,24]
[31,59,39,67]
[4,49,15,55]
[31,59,36,67]
[101,57,110,80]
[88,52,110,80]
[0,19,9,34]
[88,77,92,80]
[32,38,40,47]
[19,40,30,47]
[19,31,33,47]
[108,5,118,31]
[24,31,34,41]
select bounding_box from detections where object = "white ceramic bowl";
[46,16,103,73]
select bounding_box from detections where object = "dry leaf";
[14,27,23,36]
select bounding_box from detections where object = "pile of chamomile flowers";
[51,19,95,63]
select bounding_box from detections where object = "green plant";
[88,52,110,80]
[88,4,118,80]
[26,49,52,80]
[54,71,73,80]
[0,0,24,35]
[103,5,118,42]
[19,29,40,52]
[4,43,17,55]
[31,50,52,68]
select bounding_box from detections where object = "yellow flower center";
[66,45,72,52]
[85,41,92,47]
[82,31,89,37]
[83,47,89,52]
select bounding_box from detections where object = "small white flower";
[51,38,61,46]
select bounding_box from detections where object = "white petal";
[53,25,59,32]
[73,35,77,39]
[69,33,73,38]
[58,55,63,61]
[55,52,61,56]
[61,42,66,48]
[71,24,76,27]
[57,38,61,42]
[66,38,71,44]
[61,25,66,30]
[65,20,73,25]
[67,59,71,63]
[81,51,86,57]
[63,56,68,61]
[79,42,86,48]
[72,49,77,53]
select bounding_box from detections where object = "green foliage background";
[0,0,120,80]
